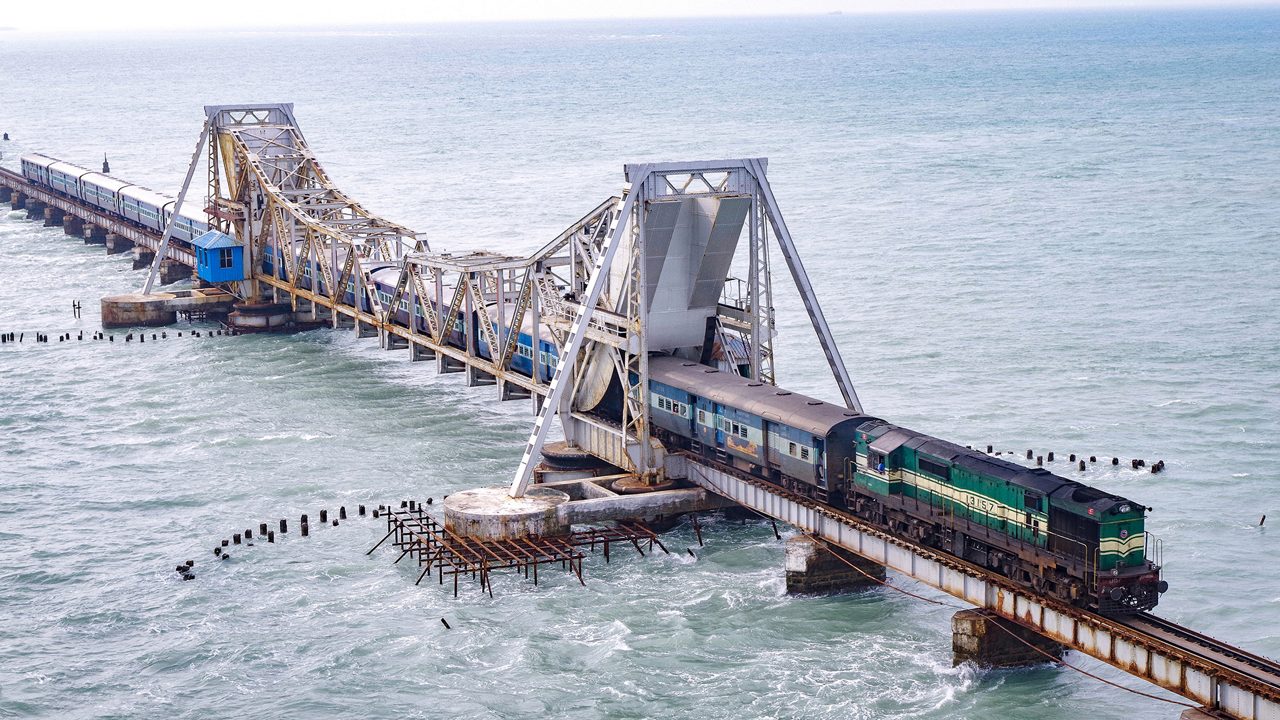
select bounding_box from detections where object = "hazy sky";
[5,0,1277,32]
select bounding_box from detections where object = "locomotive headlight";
[1112,568,1120,576]
[1119,504,1132,513]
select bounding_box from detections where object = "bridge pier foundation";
[158,258,191,285]
[467,366,497,387]
[438,354,466,374]
[409,341,436,362]
[43,206,65,227]
[84,224,107,245]
[10,192,25,210]
[500,380,532,401]
[0,187,11,203]
[63,215,84,237]
[353,319,377,339]
[26,200,46,218]
[132,246,155,270]
[952,609,1063,667]
[380,329,408,350]
[785,535,885,595]
[105,233,133,255]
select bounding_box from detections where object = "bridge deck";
[0,168,196,267]
[673,452,1280,720]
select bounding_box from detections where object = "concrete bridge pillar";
[0,187,11,203]
[25,200,46,218]
[63,215,84,237]
[952,609,1064,667]
[409,341,436,362]
[84,224,107,245]
[43,206,65,227]
[132,246,155,270]
[158,258,191,285]
[105,233,133,255]
[10,192,25,210]
[785,535,885,594]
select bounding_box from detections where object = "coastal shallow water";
[1,10,1278,719]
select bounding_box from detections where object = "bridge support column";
[105,233,134,255]
[63,215,84,237]
[500,380,532,401]
[84,224,107,245]
[132,246,155,270]
[952,609,1063,667]
[158,258,191,285]
[43,206,64,227]
[438,354,466,374]
[409,340,435,362]
[467,366,497,387]
[10,192,25,210]
[380,329,408,350]
[785,535,885,595]
[25,200,46,218]
[0,187,11,203]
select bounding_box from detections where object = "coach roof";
[648,355,870,435]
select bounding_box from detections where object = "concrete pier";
[26,200,46,218]
[226,302,293,332]
[100,288,236,328]
[43,206,65,227]
[63,215,85,237]
[158,258,192,285]
[952,609,1064,667]
[9,192,25,210]
[101,293,178,327]
[83,224,107,245]
[105,233,134,255]
[444,486,571,541]
[131,246,155,270]
[0,187,11,203]
[785,535,885,594]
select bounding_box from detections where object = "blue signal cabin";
[192,230,246,283]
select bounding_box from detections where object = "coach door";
[713,403,726,446]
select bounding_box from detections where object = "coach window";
[868,450,886,473]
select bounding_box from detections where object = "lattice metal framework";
[147,106,860,497]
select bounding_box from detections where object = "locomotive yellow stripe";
[855,454,1045,531]
[1099,535,1146,553]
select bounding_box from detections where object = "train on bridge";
[17,151,1167,616]
[261,234,1169,615]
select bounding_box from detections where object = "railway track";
[684,453,1280,709]
[1119,612,1280,693]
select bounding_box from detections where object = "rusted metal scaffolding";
[367,505,669,597]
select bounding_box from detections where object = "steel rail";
[1121,613,1280,690]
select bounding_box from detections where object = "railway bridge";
[2,103,1277,720]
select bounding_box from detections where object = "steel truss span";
[153,104,860,492]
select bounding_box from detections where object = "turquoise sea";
[1,9,1278,719]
